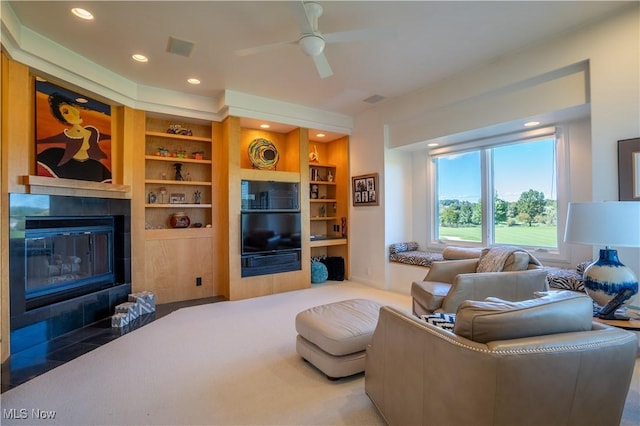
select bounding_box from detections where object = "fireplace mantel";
[22,175,131,199]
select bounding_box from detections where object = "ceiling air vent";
[363,94,385,104]
[166,36,195,58]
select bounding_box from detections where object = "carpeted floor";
[1,281,638,425]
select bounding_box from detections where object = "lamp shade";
[564,202,640,247]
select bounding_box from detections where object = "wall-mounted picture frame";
[170,193,186,204]
[618,138,640,201]
[35,78,112,183]
[352,173,379,206]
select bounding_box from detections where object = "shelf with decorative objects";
[307,138,349,281]
[144,119,213,231]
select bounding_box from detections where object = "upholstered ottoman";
[295,298,382,380]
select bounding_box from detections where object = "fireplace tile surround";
[9,193,131,354]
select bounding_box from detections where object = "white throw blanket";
[476,245,542,272]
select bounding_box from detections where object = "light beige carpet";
[1,281,638,425]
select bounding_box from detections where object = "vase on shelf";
[170,212,191,228]
[174,163,184,181]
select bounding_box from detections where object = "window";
[432,128,561,251]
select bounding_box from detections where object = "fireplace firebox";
[24,217,115,310]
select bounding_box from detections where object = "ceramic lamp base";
[583,249,638,307]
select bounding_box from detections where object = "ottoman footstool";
[295,298,382,380]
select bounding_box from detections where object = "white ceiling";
[4,1,632,122]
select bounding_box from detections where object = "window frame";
[427,126,570,263]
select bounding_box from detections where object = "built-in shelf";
[145,179,210,185]
[145,203,212,208]
[145,131,211,143]
[145,155,212,164]
[310,180,336,186]
[310,216,337,221]
[310,199,337,203]
[310,238,347,248]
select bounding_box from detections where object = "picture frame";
[352,173,379,206]
[35,78,112,183]
[170,193,186,204]
[618,138,640,201]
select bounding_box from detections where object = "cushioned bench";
[389,242,482,267]
[295,298,382,380]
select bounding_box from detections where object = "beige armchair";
[411,253,548,316]
[366,292,638,426]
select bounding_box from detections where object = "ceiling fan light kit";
[299,34,325,56]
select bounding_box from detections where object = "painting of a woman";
[36,82,112,183]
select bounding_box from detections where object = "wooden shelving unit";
[143,121,213,230]
[308,139,349,277]
[132,112,223,304]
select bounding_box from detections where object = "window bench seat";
[389,250,444,268]
[388,242,587,294]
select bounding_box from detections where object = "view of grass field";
[439,224,557,247]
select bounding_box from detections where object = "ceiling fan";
[234,1,395,79]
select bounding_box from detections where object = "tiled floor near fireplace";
[1,296,225,393]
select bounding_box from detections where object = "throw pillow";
[502,252,530,271]
[389,242,419,254]
[421,313,456,331]
[576,260,593,275]
[453,293,593,343]
[311,261,328,283]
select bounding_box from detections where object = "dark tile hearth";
[1,296,224,393]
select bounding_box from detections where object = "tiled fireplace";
[9,194,131,354]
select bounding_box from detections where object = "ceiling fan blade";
[312,52,333,79]
[289,1,314,34]
[234,40,297,57]
[324,27,396,44]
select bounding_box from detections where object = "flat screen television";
[241,212,302,255]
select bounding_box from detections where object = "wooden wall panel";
[145,236,214,303]
[1,55,31,361]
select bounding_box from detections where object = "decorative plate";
[248,138,279,170]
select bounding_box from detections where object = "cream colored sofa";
[365,292,638,426]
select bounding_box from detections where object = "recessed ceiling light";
[187,78,201,85]
[427,143,439,147]
[259,124,270,129]
[316,133,325,138]
[75,98,88,104]
[71,8,94,20]
[132,54,148,63]
[524,121,540,127]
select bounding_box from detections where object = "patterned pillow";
[576,260,593,275]
[545,267,585,292]
[421,313,456,331]
[389,242,419,254]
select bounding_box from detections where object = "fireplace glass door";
[25,224,114,307]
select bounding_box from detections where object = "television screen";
[241,212,302,255]
[241,180,299,211]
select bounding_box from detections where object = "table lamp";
[564,202,640,308]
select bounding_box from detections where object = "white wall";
[349,5,640,295]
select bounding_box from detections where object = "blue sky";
[437,138,556,202]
